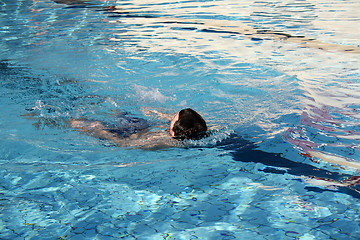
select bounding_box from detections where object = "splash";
[133,85,175,103]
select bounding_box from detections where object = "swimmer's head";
[170,108,207,140]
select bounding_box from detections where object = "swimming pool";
[1,0,360,239]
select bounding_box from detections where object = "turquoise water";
[1,0,360,239]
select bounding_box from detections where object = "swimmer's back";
[104,112,150,138]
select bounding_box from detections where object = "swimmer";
[170,108,207,140]
[70,108,208,149]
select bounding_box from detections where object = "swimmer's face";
[169,112,179,137]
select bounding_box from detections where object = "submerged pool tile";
[232,228,268,240]
[0,228,19,240]
[331,217,360,236]
[132,223,159,237]
[95,223,120,238]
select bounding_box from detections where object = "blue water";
[1,0,360,239]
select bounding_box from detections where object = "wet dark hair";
[172,108,207,140]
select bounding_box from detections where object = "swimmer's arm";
[125,131,176,150]
[141,107,174,121]
[70,119,126,145]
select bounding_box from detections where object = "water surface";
[1,0,360,239]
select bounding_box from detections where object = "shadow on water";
[214,134,360,199]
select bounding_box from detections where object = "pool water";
[1,0,360,239]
